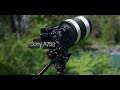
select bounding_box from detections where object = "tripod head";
[38,49,71,75]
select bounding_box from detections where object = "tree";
[10,15,30,40]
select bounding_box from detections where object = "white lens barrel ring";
[76,16,90,39]
[65,19,81,43]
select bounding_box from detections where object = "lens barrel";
[60,16,92,43]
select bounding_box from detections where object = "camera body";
[40,25,75,50]
[29,16,92,51]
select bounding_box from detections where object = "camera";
[28,16,92,75]
[29,16,92,50]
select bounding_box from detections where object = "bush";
[66,52,120,75]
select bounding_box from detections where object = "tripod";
[38,49,71,75]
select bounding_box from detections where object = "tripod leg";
[38,57,59,75]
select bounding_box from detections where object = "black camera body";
[29,16,92,51]
[40,25,75,50]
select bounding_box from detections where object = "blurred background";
[0,15,120,75]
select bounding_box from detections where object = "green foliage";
[0,32,51,75]
[101,17,118,44]
[66,52,120,75]
[0,15,51,75]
